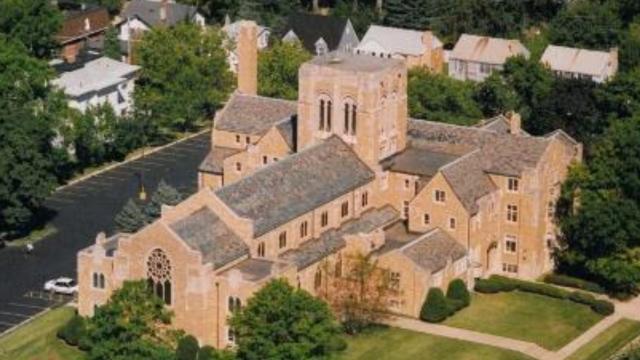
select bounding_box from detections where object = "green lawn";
[0,306,86,360]
[336,326,534,360]
[444,291,603,351]
[568,319,640,360]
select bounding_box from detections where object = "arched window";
[344,103,349,134]
[93,273,98,288]
[351,105,357,135]
[147,248,172,305]
[314,269,322,290]
[318,95,333,133]
[99,274,105,289]
[326,100,332,131]
[319,99,325,130]
[257,242,265,257]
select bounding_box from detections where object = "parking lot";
[0,132,210,335]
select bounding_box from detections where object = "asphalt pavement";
[0,132,210,333]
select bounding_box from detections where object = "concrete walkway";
[387,313,628,360]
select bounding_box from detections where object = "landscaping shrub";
[57,314,86,346]
[516,280,568,299]
[446,279,470,307]
[421,288,450,323]
[327,336,348,352]
[447,298,466,313]
[176,334,199,360]
[197,346,216,360]
[487,275,519,291]
[591,300,615,316]
[568,291,597,306]
[474,278,503,293]
[543,274,605,294]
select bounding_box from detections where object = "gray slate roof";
[170,207,249,269]
[280,205,399,270]
[408,118,552,213]
[381,147,460,177]
[216,136,375,237]
[121,0,199,27]
[214,93,297,136]
[198,146,240,174]
[402,229,467,274]
[220,258,278,282]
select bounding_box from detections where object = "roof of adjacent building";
[280,205,399,270]
[283,13,350,53]
[198,146,240,174]
[170,207,249,269]
[307,51,403,73]
[56,6,110,44]
[220,258,281,282]
[216,136,375,237]
[214,93,297,136]
[223,19,269,40]
[401,229,467,274]
[407,118,555,213]
[381,147,460,177]
[450,34,529,64]
[357,25,442,56]
[541,45,616,77]
[121,0,200,27]
[52,57,140,97]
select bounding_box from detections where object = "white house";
[540,45,618,83]
[116,0,205,62]
[52,57,140,115]
[449,34,529,82]
[222,17,270,73]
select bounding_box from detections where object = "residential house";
[540,45,618,83]
[449,34,529,82]
[356,25,444,72]
[222,16,270,73]
[116,0,205,63]
[52,56,140,115]
[56,6,110,63]
[78,22,580,348]
[282,13,359,55]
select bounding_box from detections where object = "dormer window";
[315,38,328,56]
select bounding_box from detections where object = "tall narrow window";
[93,273,98,288]
[508,178,519,192]
[423,213,430,225]
[505,235,517,253]
[257,242,265,257]
[344,103,349,134]
[314,269,322,290]
[507,204,519,222]
[351,105,357,135]
[434,190,446,203]
[449,217,456,230]
[403,201,409,218]
[319,99,325,130]
[321,211,329,227]
[335,254,342,277]
[327,101,332,131]
[99,274,105,289]
[361,191,369,207]
[279,231,287,249]
[341,201,349,218]
[300,221,308,238]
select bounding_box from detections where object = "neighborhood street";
[0,132,210,333]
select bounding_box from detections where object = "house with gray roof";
[282,13,359,55]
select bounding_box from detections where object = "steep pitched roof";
[401,229,467,274]
[214,93,297,136]
[121,0,199,27]
[216,136,375,237]
[357,25,442,56]
[541,45,616,77]
[283,13,349,53]
[169,207,249,269]
[56,7,110,44]
[441,150,497,214]
[381,147,460,177]
[198,146,240,174]
[451,34,529,64]
[280,206,399,270]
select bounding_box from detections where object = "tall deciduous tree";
[0,0,62,58]
[548,0,622,50]
[258,41,311,100]
[473,72,518,117]
[104,27,121,61]
[230,279,343,360]
[0,36,64,236]
[237,0,302,32]
[318,253,391,334]
[135,24,233,133]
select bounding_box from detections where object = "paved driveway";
[0,132,210,333]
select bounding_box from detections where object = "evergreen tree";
[420,287,449,323]
[104,26,121,61]
[144,180,183,220]
[446,279,470,307]
[115,199,147,233]
[176,335,199,360]
[383,0,427,30]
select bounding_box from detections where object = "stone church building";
[77,22,582,348]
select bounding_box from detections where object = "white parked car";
[44,277,78,295]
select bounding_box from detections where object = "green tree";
[115,199,148,232]
[71,104,119,167]
[104,26,121,60]
[446,279,470,308]
[197,345,236,360]
[176,335,199,360]
[383,0,429,31]
[237,0,302,32]
[144,180,183,220]
[135,24,233,134]
[0,0,62,58]
[258,41,311,100]
[548,0,622,50]
[333,0,379,36]
[420,287,449,323]
[84,281,175,360]
[0,36,64,235]
[597,68,640,120]
[473,72,517,117]
[230,279,342,360]
[408,68,482,125]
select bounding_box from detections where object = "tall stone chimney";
[237,20,258,95]
[506,111,521,135]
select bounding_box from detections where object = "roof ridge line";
[398,227,440,252]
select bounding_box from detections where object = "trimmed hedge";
[474,276,615,316]
[543,274,605,294]
[447,279,470,307]
[421,288,450,323]
[57,314,86,346]
[176,335,199,360]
